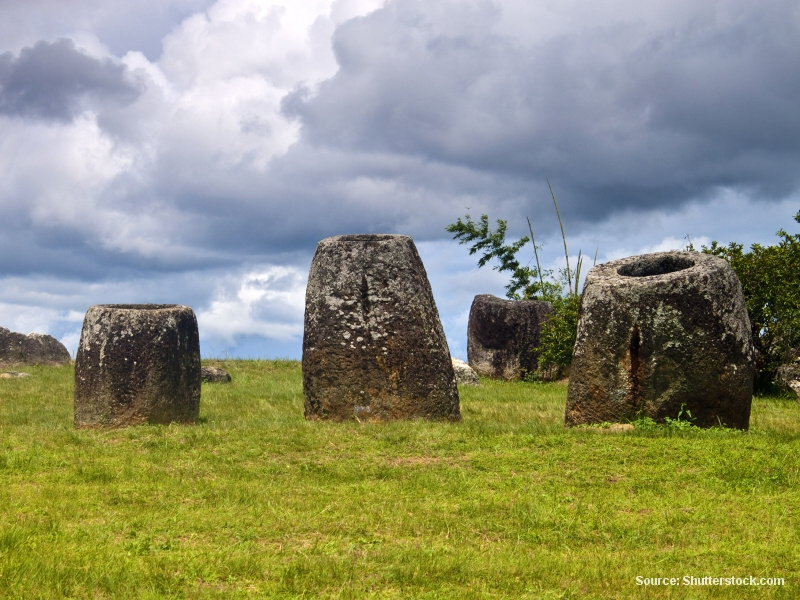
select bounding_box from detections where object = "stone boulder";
[1,371,31,379]
[303,234,460,422]
[452,357,480,386]
[565,252,754,429]
[467,295,553,380]
[777,361,800,401]
[201,366,231,383]
[74,304,201,428]
[0,327,71,366]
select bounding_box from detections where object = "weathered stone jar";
[74,304,201,428]
[302,234,460,422]
[467,294,553,380]
[565,252,754,429]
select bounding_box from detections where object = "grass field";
[1,361,798,599]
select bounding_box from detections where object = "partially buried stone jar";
[74,304,201,428]
[565,252,754,429]
[467,294,553,380]
[303,234,460,422]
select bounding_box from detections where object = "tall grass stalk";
[547,177,573,295]
[526,216,546,294]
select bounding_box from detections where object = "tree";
[445,214,561,300]
[702,210,800,393]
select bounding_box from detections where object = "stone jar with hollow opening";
[74,304,201,428]
[467,294,553,380]
[565,252,754,429]
[302,234,460,422]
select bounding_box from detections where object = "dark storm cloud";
[156,145,525,259]
[0,219,226,282]
[0,38,141,121]
[288,0,800,223]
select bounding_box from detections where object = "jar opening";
[617,255,694,277]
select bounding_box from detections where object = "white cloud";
[147,0,387,172]
[0,303,83,334]
[0,302,84,357]
[196,264,307,344]
[0,113,127,214]
[0,110,204,260]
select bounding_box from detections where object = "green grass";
[1,361,798,598]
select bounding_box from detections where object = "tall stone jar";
[565,252,754,429]
[74,304,201,428]
[302,234,460,422]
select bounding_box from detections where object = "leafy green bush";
[532,294,580,379]
[702,210,800,393]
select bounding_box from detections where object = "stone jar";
[302,234,460,422]
[565,252,754,429]
[467,294,553,380]
[74,304,201,428]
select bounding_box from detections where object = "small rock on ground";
[451,357,480,386]
[202,366,231,383]
[607,423,635,432]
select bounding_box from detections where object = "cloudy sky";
[1,0,798,360]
